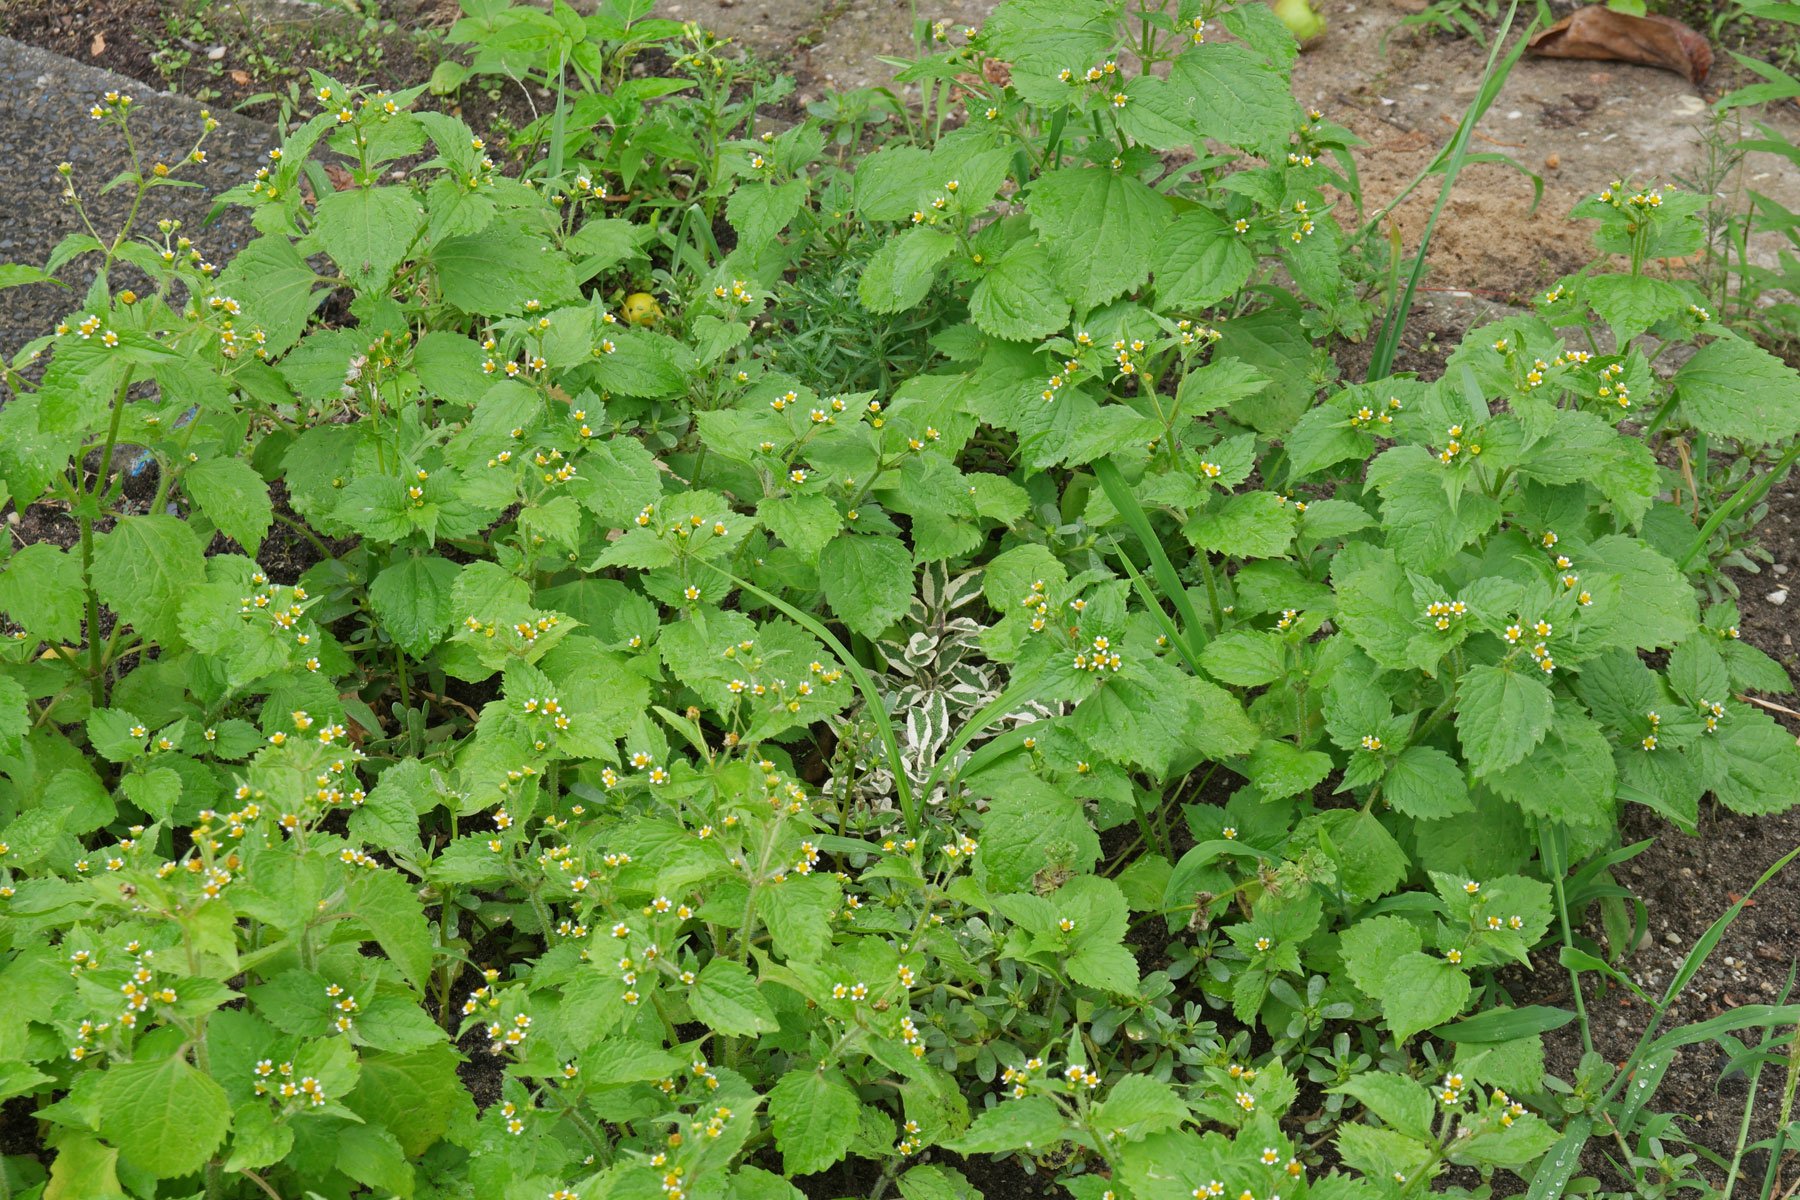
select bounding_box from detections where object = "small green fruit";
[1274,0,1327,44]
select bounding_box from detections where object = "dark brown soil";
[2,0,540,135]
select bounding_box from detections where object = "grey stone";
[0,36,274,365]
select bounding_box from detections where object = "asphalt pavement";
[0,35,272,364]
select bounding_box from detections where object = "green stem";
[80,369,138,705]
[1540,822,1595,1055]
[1677,439,1800,572]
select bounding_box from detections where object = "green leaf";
[1200,630,1286,686]
[690,958,778,1035]
[588,330,686,398]
[1115,74,1203,150]
[1339,914,1422,999]
[853,146,935,221]
[981,0,1116,104]
[858,227,957,313]
[947,1096,1069,1154]
[768,1068,860,1175]
[1060,876,1140,995]
[758,494,843,560]
[1382,952,1473,1040]
[1454,1112,1561,1168]
[1485,706,1616,827]
[432,221,576,316]
[1319,809,1409,900]
[728,178,807,247]
[1286,404,1375,480]
[96,1054,230,1178]
[896,1165,982,1200]
[1332,1072,1435,1140]
[1248,739,1333,799]
[1091,1075,1191,1139]
[345,869,435,992]
[1580,535,1698,652]
[1335,1122,1434,1185]
[1710,705,1800,815]
[1185,491,1298,558]
[1333,549,1416,670]
[335,1122,414,1199]
[1455,665,1554,777]
[183,457,274,554]
[1435,1005,1576,1043]
[0,263,61,290]
[315,186,424,287]
[969,240,1069,342]
[368,554,461,658]
[1154,208,1256,310]
[757,873,839,962]
[819,533,914,638]
[566,435,663,526]
[86,707,147,763]
[1371,452,1501,571]
[120,768,181,823]
[92,515,207,648]
[343,1043,468,1158]
[0,675,27,756]
[1072,658,1258,776]
[1167,43,1297,155]
[45,1134,124,1200]
[216,235,325,354]
[1383,745,1472,819]
[224,1103,292,1172]
[1673,333,1800,446]
[977,775,1102,892]
[0,543,84,643]
[1583,273,1690,343]
[1028,168,1170,307]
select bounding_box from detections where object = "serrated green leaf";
[768,1068,860,1175]
[1091,1075,1190,1138]
[96,1054,229,1178]
[0,543,84,643]
[315,186,423,287]
[947,1096,1070,1154]
[820,533,914,638]
[345,869,434,992]
[1383,745,1472,819]
[1028,168,1170,307]
[859,227,957,313]
[969,240,1069,342]
[1455,665,1554,777]
[1167,43,1296,154]
[1673,333,1800,446]
[368,554,460,658]
[690,958,778,1035]
[1155,207,1257,312]
[92,515,206,649]
[183,457,273,554]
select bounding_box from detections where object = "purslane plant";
[2,0,1799,1196]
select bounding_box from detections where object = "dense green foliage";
[2,0,1799,1197]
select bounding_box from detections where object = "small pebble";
[1768,588,1789,606]
[1773,563,1788,576]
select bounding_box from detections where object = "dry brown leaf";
[1528,6,1711,85]
[89,32,105,56]
[230,69,251,85]
[323,163,356,192]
